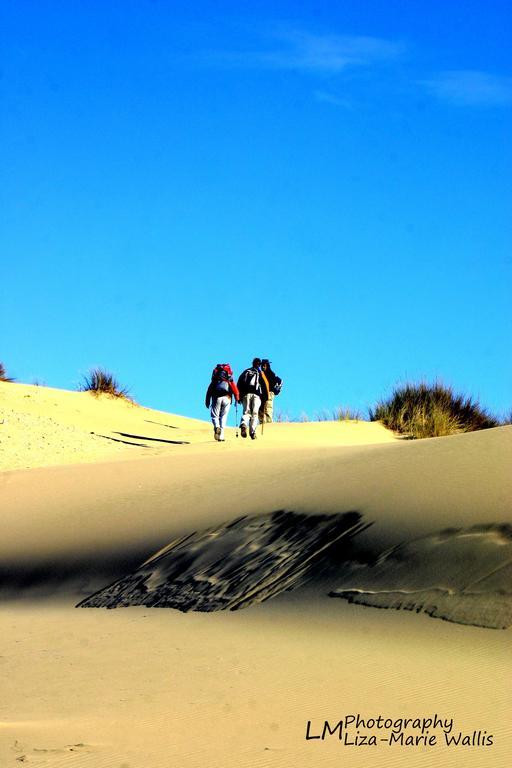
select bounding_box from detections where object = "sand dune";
[1,383,511,767]
[2,420,510,596]
[0,381,395,471]
[0,381,210,470]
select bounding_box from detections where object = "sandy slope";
[1,383,511,767]
[2,424,509,575]
[1,598,510,768]
[0,381,211,470]
[0,381,395,471]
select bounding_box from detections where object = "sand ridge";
[0,381,396,471]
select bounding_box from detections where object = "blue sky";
[2,0,511,420]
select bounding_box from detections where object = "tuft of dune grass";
[316,406,363,422]
[280,407,363,423]
[501,409,512,426]
[369,381,499,439]
[0,362,15,382]
[79,367,132,400]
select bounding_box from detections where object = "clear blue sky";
[2,0,511,420]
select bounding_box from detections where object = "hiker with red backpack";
[205,364,240,442]
[237,358,269,440]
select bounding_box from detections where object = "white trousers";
[210,396,231,439]
[241,393,261,434]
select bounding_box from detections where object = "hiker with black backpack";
[259,359,283,424]
[237,358,269,440]
[205,363,240,442]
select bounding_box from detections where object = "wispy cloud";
[314,90,352,109]
[419,70,512,106]
[204,27,404,74]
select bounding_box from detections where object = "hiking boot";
[250,430,257,440]
[240,424,247,438]
[214,427,221,441]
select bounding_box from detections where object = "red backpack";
[211,363,233,396]
[212,363,233,380]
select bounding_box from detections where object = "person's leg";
[249,395,261,436]
[240,394,251,436]
[210,398,221,439]
[241,395,252,426]
[265,392,274,422]
[219,396,231,440]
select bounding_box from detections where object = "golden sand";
[1,381,510,767]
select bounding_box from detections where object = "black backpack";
[272,377,283,395]
[240,367,260,393]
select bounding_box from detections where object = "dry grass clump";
[0,362,15,382]
[79,368,132,400]
[314,407,363,421]
[285,407,363,422]
[369,381,499,439]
